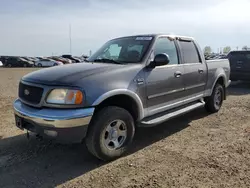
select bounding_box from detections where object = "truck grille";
[18,82,44,105]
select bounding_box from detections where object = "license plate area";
[15,115,24,130]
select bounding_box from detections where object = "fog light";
[44,130,58,137]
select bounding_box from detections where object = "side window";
[154,37,178,65]
[245,53,250,60]
[179,41,201,64]
[231,53,245,61]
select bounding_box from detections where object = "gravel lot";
[0,68,250,188]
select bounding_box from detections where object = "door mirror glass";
[153,53,170,67]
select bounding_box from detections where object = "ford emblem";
[24,89,30,95]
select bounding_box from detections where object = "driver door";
[145,37,186,116]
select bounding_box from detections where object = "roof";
[111,33,194,41]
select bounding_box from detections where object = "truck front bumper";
[13,99,95,143]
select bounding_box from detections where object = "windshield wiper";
[93,58,124,64]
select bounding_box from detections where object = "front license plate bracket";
[15,115,24,130]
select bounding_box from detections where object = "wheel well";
[216,77,226,99]
[94,95,139,121]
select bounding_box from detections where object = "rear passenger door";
[177,39,207,97]
[43,59,50,66]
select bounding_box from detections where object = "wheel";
[205,83,224,113]
[23,64,27,67]
[53,63,58,66]
[85,106,135,161]
[38,63,42,67]
[6,64,11,68]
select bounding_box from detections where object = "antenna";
[69,23,72,54]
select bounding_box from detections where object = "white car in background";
[34,58,63,67]
[0,60,3,67]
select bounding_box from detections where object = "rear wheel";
[205,83,224,113]
[23,63,27,67]
[38,63,42,67]
[85,106,135,161]
[7,64,11,68]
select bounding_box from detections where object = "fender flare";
[211,74,227,99]
[92,89,144,120]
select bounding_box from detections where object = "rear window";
[228,52,247,60]
[179,41,201,64]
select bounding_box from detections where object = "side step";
[139,101,205,127]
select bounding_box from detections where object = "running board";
[139,101,205,127]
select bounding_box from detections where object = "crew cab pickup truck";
[13,34,231,161]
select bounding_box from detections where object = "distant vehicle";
[34,58,63,67]
[22,57,36,63]
[219,55,228,59]
[5,57,34,67]
[62,55,81,63]
[27,57,39,62]
[0,60,3,67]
[227,50,250,81]
[50,56,72,64]
[0,56,12,65]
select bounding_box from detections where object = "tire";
[205,83,224,113]
[38,63,42,67]
[7,64,11,68]
[53,63,58,66]
[85,106,135,161]
[23,64,27,67]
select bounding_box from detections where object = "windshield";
[19,57,28,61]
[87,36,153,63]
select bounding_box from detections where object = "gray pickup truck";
[13,34,231,161]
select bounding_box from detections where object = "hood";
[21,62,125,86]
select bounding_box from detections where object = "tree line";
[203,46,249,55]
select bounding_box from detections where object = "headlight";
[46,89,83,105]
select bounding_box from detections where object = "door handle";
[198,68,204,74]
[174,71,182,78]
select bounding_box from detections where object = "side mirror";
[148,53,170,68]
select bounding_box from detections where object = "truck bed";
[205,59,231,94]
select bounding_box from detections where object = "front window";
[19,58,27,61]
[88,36,153,63]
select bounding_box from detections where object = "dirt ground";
[0,68,250,188]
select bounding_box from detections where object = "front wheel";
[85,106,135,161]
[205,83,224,113]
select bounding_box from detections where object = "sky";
[0,0,250,56]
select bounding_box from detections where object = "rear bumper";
[13,99,95,143]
